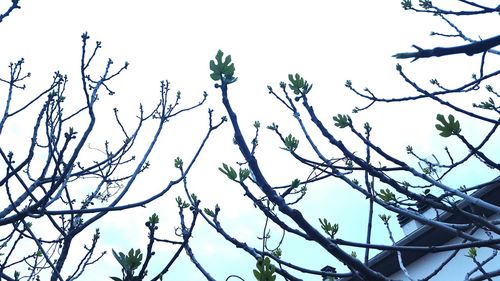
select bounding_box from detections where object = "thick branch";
[0,0,20,23]
[218,79,388,281]
[394,34,500,60]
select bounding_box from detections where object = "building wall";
[389,214,500,280]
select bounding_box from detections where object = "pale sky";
[0,1,498,280]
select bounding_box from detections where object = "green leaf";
[126,248,143,271]
[282,134,299,152]
[333,114,350,128]
[204,208,215,217]
[364,122,372,133]
[112,249,141,274]
[319,218,338,239]
[149,213,160,224]
[175,196,190,208]
[288,73,312,95]
[435,114,461,137]
[466,247,477,258]
[266,123,278,131]
[253,257,276,281]
[191,193,199,205]
[419,0,432,9]
[253,269,261,280]
[473,97,495,110]
[110,277,123,281]
[401,0,412,10]
[239,168,250,182]
[272,248,282,258]
[406,145,413,154]
[174,157,183,168]
[378,188,396,203]
[112,249,123,265]
[379,214,391,223]
[210,50,236,82]
[218,163,238,180]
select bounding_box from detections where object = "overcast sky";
[0,1,498,280]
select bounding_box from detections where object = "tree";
[204,1,500,280]
[1,1,499,281]
[0,2,223,281]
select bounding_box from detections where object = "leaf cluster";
[253,257,276,281]
[466,247,477,259]
[401,0,432,10]
[204,204,220,218]
[288,73,312,97]
[175,196,190,209]
[319,218,339,239]
[266,123,278,131]
[219,163,237,181]
[419,0,433,9]
[239,168,251,182]
[148,213,159,225]
[473,97,496,110]
[110,249,143,281]
[401,0,412,10]
[379,214,391,224]
[378,188,397,203]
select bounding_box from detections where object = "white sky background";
[0,1,499,280]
